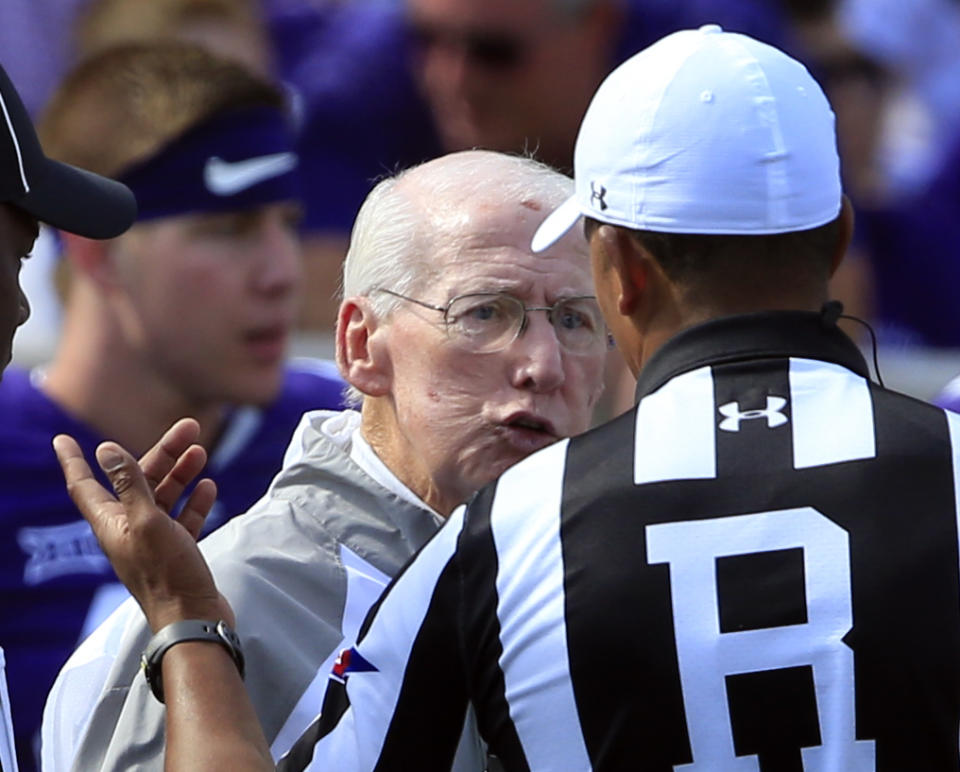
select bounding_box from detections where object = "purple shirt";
[0,360,345,771]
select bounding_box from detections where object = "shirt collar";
[635,304,870,402]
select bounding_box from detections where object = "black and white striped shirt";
[285,309,960,771]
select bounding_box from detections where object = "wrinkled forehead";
[426,199,592,299]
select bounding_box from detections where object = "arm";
[53,420,274,772]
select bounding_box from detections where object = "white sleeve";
[0,647,20,772]
[40,597,142,772]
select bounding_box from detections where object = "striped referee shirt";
[283,309,960,771]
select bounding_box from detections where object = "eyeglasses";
[408,22,528,70]
[374,288,611,354]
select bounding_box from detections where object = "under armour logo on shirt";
[590,181,608,211]
[718,396,788,432]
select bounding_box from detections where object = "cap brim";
[530,194,582,253]
[17,158,136,239]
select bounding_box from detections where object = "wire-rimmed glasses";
[373,288,610,354]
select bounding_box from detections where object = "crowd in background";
[2,0,960,769]
[5,0,960,398]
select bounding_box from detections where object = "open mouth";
[244,325,288,361]
[507,415,550,433]
[499,413,558,453]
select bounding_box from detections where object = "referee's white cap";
[532,25,842,252]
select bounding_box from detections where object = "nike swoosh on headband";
[203,152,298,196]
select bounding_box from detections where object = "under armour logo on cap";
[590,181,608,211]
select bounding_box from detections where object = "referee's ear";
[336,296,391,398]
[595,224,650,319]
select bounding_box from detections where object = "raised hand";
[53,418,234,633]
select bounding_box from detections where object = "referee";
[54,25,960,772]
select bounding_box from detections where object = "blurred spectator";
[837,0,960,197]
[784,0,960,351]
[14,0,284,366]
[269,0,442,335]
[75,0,275,79]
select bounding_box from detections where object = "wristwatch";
[140,619,245,703]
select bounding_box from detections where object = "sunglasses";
[408,22,528,69]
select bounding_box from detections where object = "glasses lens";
[551,298,605,352]
[445,293,522,352]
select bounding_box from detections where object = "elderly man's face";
[406,0,606,168]
[378,200,605,512]
[0,204,35,373]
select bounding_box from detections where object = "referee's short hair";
[585,216,841,305]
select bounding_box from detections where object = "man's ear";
[595,224,649,317]
[829,195,856,278]
[335,297,391,398]
[60,232,122,288]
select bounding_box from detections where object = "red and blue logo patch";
[331,646,378,683]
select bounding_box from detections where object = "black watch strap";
[140,619,244,703]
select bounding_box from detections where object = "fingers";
[177,478,218,541]
[53,434,118,528]
[95,441,156,517]
[154,444,208,514]
[139,418,202,493]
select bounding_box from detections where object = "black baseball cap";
[0,62,136,238]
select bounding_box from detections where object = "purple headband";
[118,106,301,222]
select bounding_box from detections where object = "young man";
[0,43,344,769]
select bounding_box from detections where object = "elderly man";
[45,149,607,770]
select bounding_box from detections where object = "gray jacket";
[42,411,482,770]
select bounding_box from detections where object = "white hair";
[339,149,575,404]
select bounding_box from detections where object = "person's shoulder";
[868,380,960,455]
[196,485,351,634]
[0,366,46,416]
[273,358,347,414]
[0,367,100,467]
[210,361,345,475]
